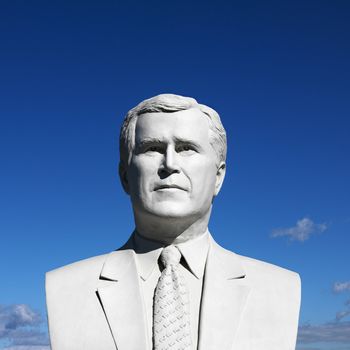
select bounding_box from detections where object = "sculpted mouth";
[154,185,186,191]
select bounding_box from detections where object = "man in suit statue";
[46,94,301,350]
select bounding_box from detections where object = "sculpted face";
[122,108,225,221]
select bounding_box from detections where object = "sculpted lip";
[154,184,187,191]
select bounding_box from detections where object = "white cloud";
[4,347,50,350]
[271,217,327,242]
[333,281,350,293]
[0,304,41,334]
[297,279,350,346]
[295,343,349,350]
[0,304,49,348]
[297,321,350,343]
[336,310,350,322]
[332,282,350,322]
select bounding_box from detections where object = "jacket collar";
[97,233,250,350]
[97,248,151,350]
[129,230,210,281]
[198,234,251,350]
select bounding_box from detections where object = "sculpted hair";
[119,94,227,167]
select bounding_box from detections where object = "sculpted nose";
[159,146,180,176]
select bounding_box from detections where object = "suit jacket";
[46,235,301,350]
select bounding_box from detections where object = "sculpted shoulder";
[46,253,122,350]
[238,253,301,291]
[216,247,301,349]
[46,253,110,293]
[211,240,301,310]
[211,239,300,289]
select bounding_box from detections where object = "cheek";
[129,159,157,189]
[189,163,217,196]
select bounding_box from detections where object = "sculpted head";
[119,94,227,240]
[120,94,227,168]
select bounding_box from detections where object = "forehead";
[134,108,211,144]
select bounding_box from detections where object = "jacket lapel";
[96,249,150,350]
[198,237,251,350]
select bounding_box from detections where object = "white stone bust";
[46,94,301,350]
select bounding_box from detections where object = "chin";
[150,205,212,224]
[150,208,190,219]
[134,198,210,222]
[147,202,195,220]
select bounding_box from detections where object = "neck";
[134,208,212,244]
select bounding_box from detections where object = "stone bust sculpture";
[46,94,301,350]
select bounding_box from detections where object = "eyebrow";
[137,138,163,147]
[173,137,202,149]
[137,137,201,148]
[134,138,164,153]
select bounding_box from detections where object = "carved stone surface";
[46,94,301,350]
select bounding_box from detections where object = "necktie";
[153,245,192,350]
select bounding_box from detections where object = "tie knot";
[160,245,181,267]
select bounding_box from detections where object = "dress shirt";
[131,230,210,350]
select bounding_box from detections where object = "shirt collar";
[132,230,210,281]
[176,231,209,280]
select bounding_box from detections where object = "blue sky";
[0,0,350,349]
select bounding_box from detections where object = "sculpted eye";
[177,144,196,153]
[145,145,163,153]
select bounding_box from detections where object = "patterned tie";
[153,245,192,350]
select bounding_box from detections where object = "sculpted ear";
[214,161,226,196]
[119,161,130,194]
